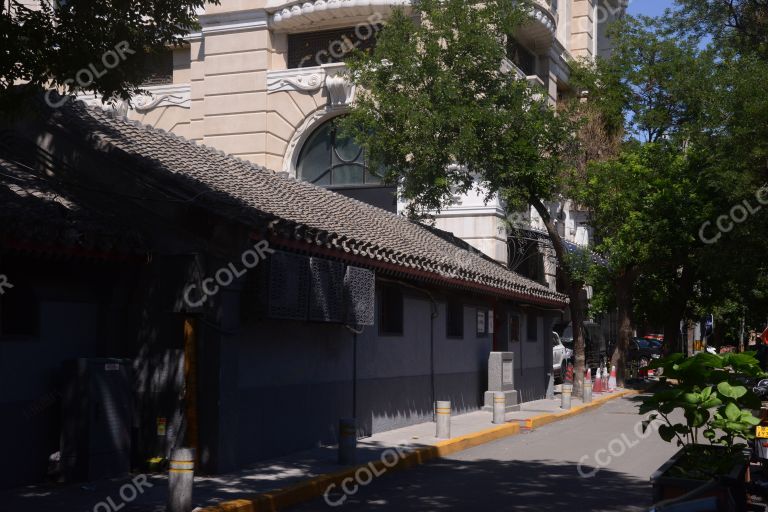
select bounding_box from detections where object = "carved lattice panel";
[309,257,345,323]
[268,251,310,321]
[344,266,375,326]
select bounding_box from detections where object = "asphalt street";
[289,395,679,512]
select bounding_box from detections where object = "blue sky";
[627,0,675,17]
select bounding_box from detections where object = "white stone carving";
[75,84,191,117]
[267,69,325,92]
[529,2,557,34]
[325,71,355,107]
[267,63,354,107]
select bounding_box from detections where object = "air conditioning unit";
[60,358,133,482]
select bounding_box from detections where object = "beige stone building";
[85,0,622,272]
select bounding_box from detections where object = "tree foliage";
[342,0,591,390]
[575,2,768,349]
[341,0,571,217]
[0,0,218,106]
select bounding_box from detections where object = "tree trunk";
[610,266,638,388]
[530,198,587,396]
[663,265,693,354]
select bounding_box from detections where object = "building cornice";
[268,0,410,32]
[186,9,268,41]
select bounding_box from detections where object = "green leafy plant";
[641,352,764,479]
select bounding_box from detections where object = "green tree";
[672,0,768,58]
[0,0,218,107]
[341,0,591,391]
[578,144,682,383]
[577,10,768,361]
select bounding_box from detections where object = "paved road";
[289,395,679,512]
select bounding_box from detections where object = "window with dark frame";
[296,117,385,188]
[446,300,463,338]
[527,312,538,341]
[506,37,537,76]
[0,280,39,339]
[141,50,174,86]
[378,284,403,335]
[287,26,380,69]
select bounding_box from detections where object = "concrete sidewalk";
[0,388,640,512]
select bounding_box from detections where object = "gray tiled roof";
[0,148,144,254]
[48,97,567,306]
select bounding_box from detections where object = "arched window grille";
[296,117,383,187]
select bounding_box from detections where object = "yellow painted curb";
[523,389,640,429]
[199,389,638,512]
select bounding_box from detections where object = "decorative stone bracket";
[76,84,191,117]
[267,63,356,108]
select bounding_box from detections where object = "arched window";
[296,117,383,187]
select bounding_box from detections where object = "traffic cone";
[585,367,592,384]
[608,365,617,392]
[602,365,609,390]
[593,367,603,393]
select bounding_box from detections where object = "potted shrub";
[642,351,765,510]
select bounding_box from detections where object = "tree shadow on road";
[302,457,652,512]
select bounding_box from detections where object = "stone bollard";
[561,384,572,410]
[338,418,357,465]
[168,448,194,512]
[435,401,451,439]
[492,392,505,424]
[583,379,592,404]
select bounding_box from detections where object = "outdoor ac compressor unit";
[59,358,133,482]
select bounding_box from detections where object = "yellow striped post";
[492,391,505,424]
[168,448,194,512]
[435,401,451,439]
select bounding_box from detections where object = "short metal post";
[493,392,505,424]
[168,447,194,512]
[583,379,592,404]
[561,384,572,410]
[338,418,357,465]
[435,401,451,439]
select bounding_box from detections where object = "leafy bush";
[641,352,765,478]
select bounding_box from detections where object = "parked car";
[629,337,663,362]
[552,331,572,379]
